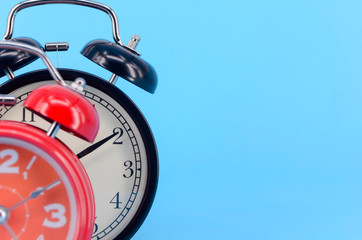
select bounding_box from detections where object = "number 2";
[0,149,19,174]
[113,127,124,144]
[22,107,35,122]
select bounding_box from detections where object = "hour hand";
[77,132,118,159]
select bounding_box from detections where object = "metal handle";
[3,0,125,47]
[0,41,66,86]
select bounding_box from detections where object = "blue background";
[1,0,362,239]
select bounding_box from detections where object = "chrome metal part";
[3,0,126,47]
[45,42,69,52]
[4,67,15,79]
[0,41,66,86]
[47,121,61,138]
[70,77,86,93]
[127,35,140,51]
[109,73,118,85]
[0,94,17,106]
[0,206,9,224]
[124,34,142,55]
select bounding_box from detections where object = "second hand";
[8,179,61,212]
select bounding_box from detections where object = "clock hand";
[3,222,18,240]
[77,132,118,159]
[8,179,61,212]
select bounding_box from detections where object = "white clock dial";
[0,69,158,240]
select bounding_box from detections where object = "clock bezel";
[0,120,95,240]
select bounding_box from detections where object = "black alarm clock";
[0,1,159,239]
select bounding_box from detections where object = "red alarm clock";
[0,41,99,239]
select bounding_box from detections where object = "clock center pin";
[0,205,10,224]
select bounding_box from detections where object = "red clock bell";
[0,41,99,239]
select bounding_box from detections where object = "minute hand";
[77,132,118,159]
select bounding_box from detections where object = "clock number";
[23,155,37,180]
[43,203,67,228]
[22,108,36,122]
[0,149,19,174]
[110,192,122,209]
[36,235,45,240]
[123,160,134,178]
[93,216,98,234]
[113,127,124,144]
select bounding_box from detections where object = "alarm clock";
[0,41,99,239]
[0,0,159,239]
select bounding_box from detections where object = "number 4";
[110,192,122,209]
[37,234,45,240]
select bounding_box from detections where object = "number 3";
[43,203,67,228]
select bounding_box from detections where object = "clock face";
[0,121,93,240]
[0,69,158,240]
